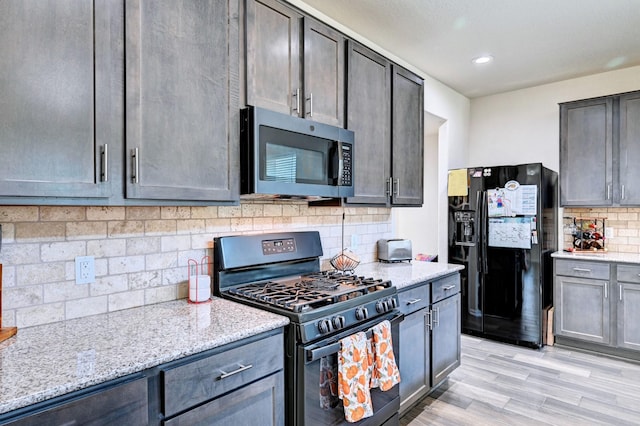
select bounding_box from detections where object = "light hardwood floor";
[401,335,640,425]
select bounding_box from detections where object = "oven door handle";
[305,312,403,363]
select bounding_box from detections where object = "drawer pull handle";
[443,285,456,291]
[218,364,253,380]
[572,267,591,273]
[407,298,422,305]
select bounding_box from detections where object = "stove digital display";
[262,238,296,255]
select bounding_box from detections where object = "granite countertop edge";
[0,261,463,416]
[551,250,640,264]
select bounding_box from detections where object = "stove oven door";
[298,311,403,426]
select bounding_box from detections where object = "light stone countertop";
[0,298,289,415]
[355,261,464,290]
[551,250,640,264]
[0,261,463,417]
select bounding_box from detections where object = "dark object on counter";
[448,163,558,348]
[377,239,412,262]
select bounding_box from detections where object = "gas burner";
[297,277,340,290]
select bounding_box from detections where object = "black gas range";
[214,231,402,426]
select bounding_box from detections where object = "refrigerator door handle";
[480,190,489,274]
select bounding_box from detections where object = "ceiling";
[298,0,640,98]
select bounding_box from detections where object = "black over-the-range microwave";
[240,106,354,200]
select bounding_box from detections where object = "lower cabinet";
[397,273,461,416]
[160,332,284,425]
[0,375,149,426]
[554,259,640,358]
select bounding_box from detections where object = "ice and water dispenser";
[454,210,476,246]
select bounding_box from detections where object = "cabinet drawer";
[397,283,429,315]
[162,333,283,418]
[555,259,610,280]
[432,274,460,303]
[617,264,640,283]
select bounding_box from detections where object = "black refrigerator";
[448,163,557,348]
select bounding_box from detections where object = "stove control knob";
[387,297,398,309]
[317,319,332,335]
[375,300,388,313]
[355,307,369,321]
[332,316,346,330]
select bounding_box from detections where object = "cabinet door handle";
[607,184,611,200]
[100,144,108,182]
[604,282,608,299]
[218,363,253,380]
[131,148,139,184]
[426,310,433,330]
[432,307,440,327]
[572,267,591,273]
[622,185,626,200]
[292,88,300,115]
[393,178,400,196]
[620,284,623,301]
[406,298,422,305]
[306,92,313,117]
[386,177,392,195]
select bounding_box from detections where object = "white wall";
[468,65,640,171]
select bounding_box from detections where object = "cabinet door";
[431,294,461,388]
[302,17,344,126]
[0,0,119,198]
[246,0,301,116]
[618,92,640,205]
[345,41,391,205]
[125,0,238,201]
[555,275,611,344]
[391,65,424,206]
[617,282,640,351]
[162,372,284,426]
[398,309,430,414]
[559,97,613,206]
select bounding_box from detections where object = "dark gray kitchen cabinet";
[125,0,239,202]
[160,332,284,425]
[397,283,430,415]
[391,65,424,206]
[344,42,424,206]
[397,273,460,416]
[554,259,612,345]
[345,41,392,205]
[560,90,640,207]
[0,375,148,426]
[0,0,121,199]
[615,265,640,351]
[245,0,344,126]
[618,91,640,205]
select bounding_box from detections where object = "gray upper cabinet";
[125,0,239,202]
[245,0,344,126]
[391,65,424,206]
[560,90,640,207]
[0,0,121,199]
[344,43,424,206]
[618,91,640,205]
[559,97,613,206]
[345,41,391,205]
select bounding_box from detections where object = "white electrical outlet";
[75,256,95,284]
[351,234,359,249]
[605,227,614,239]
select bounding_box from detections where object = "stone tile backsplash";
[0,202,392,328]
[562,207,640,253]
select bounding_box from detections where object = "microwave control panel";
[341,144,352,186]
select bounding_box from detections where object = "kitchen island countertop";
[0,298,289,415]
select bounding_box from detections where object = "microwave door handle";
[337,142,344,185]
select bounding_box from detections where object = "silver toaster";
[377,239,412,262]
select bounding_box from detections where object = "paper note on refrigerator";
[488,217,532,249]
[447,169,468,196]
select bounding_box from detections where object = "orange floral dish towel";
[371,320,401,391]
[338,331,374,422]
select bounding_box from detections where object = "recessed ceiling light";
[472,55,493,65]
